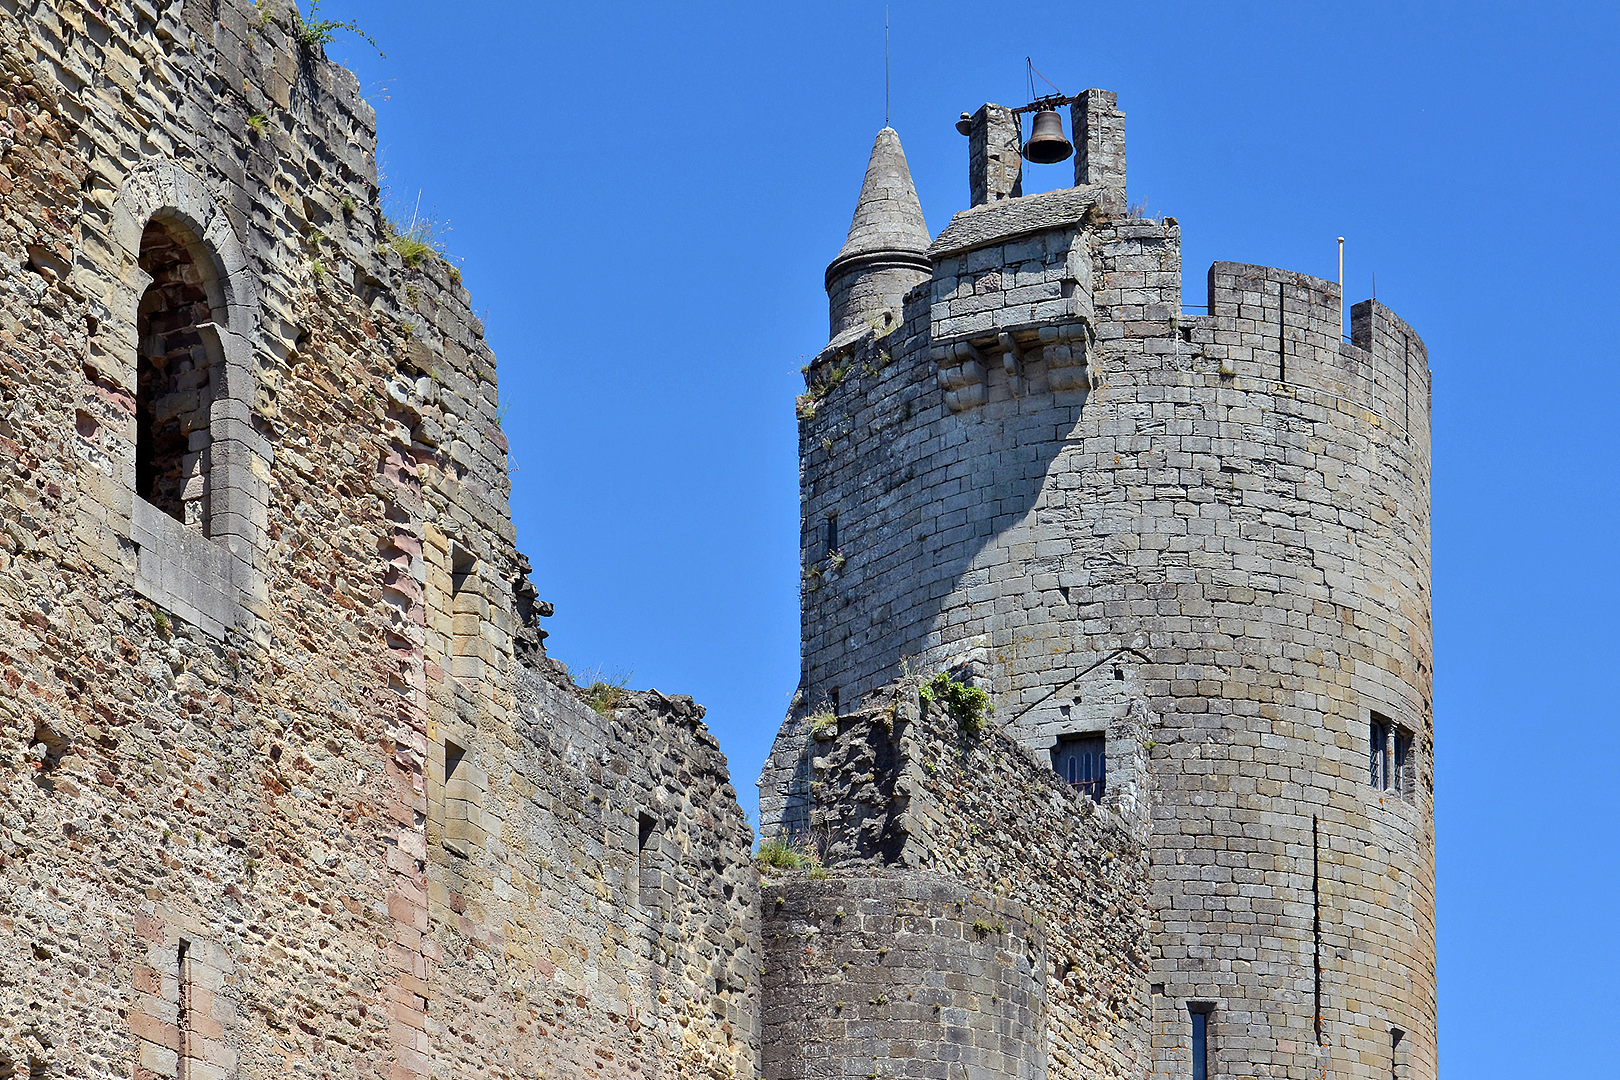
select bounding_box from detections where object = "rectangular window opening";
[443,740,469,858]
[1370,713,1415,800]
[1393,728,1414,799]
[638,811,662,917]
[1391,1026,1407,1080]
[1189,1004,1212,1080]
[450,543,477,595]
[1052,734,1106,804]
[1369,714,1389,789]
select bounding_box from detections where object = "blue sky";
[328,3,1619,1074]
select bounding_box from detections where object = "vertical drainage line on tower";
[177,938,191,1080]
[1312,816,1322,1046]
[1403,336,1412,439]
[1278,281,1287,382]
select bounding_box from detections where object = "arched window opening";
[136,218,216,529]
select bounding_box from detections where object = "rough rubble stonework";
[0,3,1435,1078]
[0,2,755,1079]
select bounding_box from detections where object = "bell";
[1022,107,1073,164]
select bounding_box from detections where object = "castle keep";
[0,3,1432,1079]
[758,93,1434,1080]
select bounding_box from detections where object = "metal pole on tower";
[1337,237,1345,341]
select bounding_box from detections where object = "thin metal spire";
[884,8,890,126]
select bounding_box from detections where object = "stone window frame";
[104,161,271,639]
[1050,730,1106,803]
[1368,710,1416,802]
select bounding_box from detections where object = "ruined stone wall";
[420,655,760,1080]
[767,133,1436,1079]
[786,689,1152,1080]
[761,872,1046,1080]
[0,3,762,1080]
[0,1,460,1074]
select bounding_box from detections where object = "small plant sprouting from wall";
[919,672,991,736]
[247,113,267,136]
[756,837,822,874]
[582,681,624,714]
[575,666,631,716]
[807,711,837,737]
[293,0,383,56]
[383,195,449,270]
[970,918,1007,936]
[796,358,853,420]
[385,223,438,268]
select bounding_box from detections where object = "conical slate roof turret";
[825,127,932,289]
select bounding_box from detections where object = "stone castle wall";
[761,872,1046,1080]
[766,110,1436,1080]
[781,685,1153,1080]
[0,3,758,1079]
[428,658,760,1080]
[1,3,1437,1077]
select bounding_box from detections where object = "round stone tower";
[763,91,1437,1080]
[823,127,932,339]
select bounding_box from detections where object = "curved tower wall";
[765,99,1434,1080]
[761,874,1047,1080]
[827,261,930,339]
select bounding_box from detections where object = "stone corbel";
[1039,321,1093,391]
[933,340,988,413]
[998,331,1024,394]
